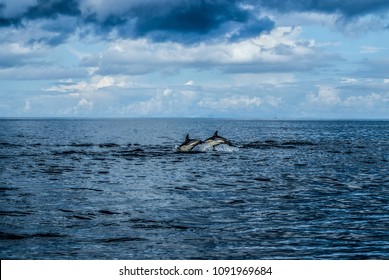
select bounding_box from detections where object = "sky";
[0,0,389,119]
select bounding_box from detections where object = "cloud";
[122,87,199,116]
[0,0,80,27]
[0,64,86,80]
[56,97,94,116]
[0,42,46,68]
[45,75,141,92]
[0,28,88,78]
[341,77,358,84]
[306,86,342,106]
[343,92,388,108]
[261,1,389,35]
[198,95,282,111]
[199,95,262,111]
[0,0,36,19]
[75,97,93,110]
[43,73,286,117]
[353,58,389,79]
[259,0,389,18]
[0,14,78,48]
[22,99,31,113]
[2,0,389,48]
[297,84,389,118]
[0,0,275,44]
[127,0,274,43]
[4,70,388,118]
[359,46,385,54]
[306,85,389,109]
[81,26,329,77]
[1,1,388,119]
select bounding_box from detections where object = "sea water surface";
[1,119,388,259]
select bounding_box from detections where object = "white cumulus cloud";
[307,86,342,106]
[198,95,263,111]
[84,26,326,76]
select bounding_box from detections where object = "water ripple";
[1,119,388,259]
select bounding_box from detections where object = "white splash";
[199,143,239,152]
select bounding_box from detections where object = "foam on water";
[197,143,239,152]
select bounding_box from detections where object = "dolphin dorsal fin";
[214,131,218,137]
[186,134,189,140]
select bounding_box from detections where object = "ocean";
[1,119,388,259]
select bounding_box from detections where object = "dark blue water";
[1,119,389,259]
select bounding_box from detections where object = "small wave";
[243,141,276,149]
[0,231,66,240]
[71,215,93,220]
[282,140,316,146]
[98,210,120,215]
[32,233,67,238]
[114,148,145,157]
[69,143,95,147]
[52,150,88,156]
[42,165,72,175]
[244,139,317,149]
[0,187,17,191]
[98,143,120,148]
[59,209,74,213]
[98,237,147,243]
[68,187,103,192]
[0,210,33,217]
[0,142,23,148]
[0,155,12,159]
[254,177,271,182]
[129,218,176,230]
[174,185,192,190]
[227,199,246,205]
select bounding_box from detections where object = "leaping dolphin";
[204,131,232,148]
[177,134,203,152]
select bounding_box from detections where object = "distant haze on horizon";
[1,0,389,119]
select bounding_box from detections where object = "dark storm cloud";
[126,0,274,43]
[0,0,80,46]
[25,0,80,19]
[259,0,389,17]
[1,0,388,46]
[0,0,80,26]
[0,0,274,44]
[132,0,247,35]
